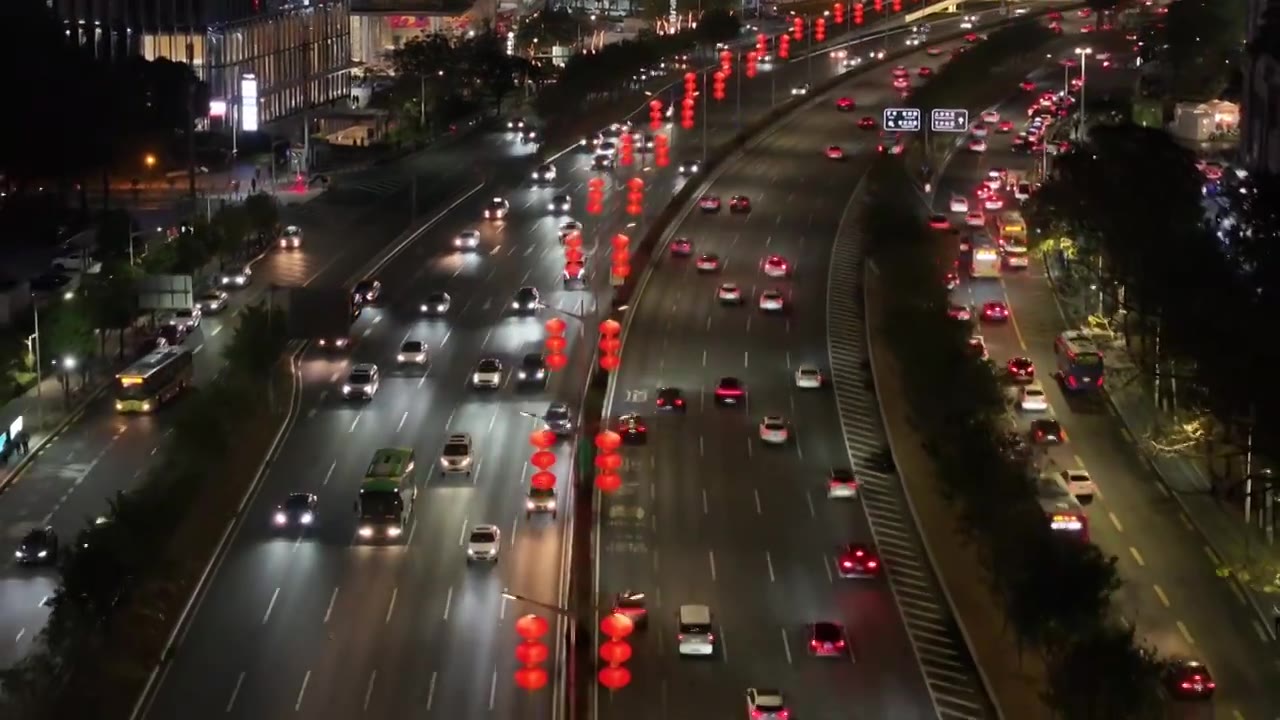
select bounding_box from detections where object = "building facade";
[51,0,354,129]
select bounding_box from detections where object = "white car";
[791,84,811,96]
[841,57,864,70]
[531,163,556,183]
[219,264,252,288]
[342,363,380,399]
[758,289,785,312]
[759,416,789,444]
[168,307,202,330]
[795,365,823,388]
[483,197,509,220]
[983,196,1004,211]
[904,34,924,46]
[762,255,789,278]
[949,195,969,213]
[827,468,859,499]
[717,283,743,304]
[746,688,789,719]
[965,210,985,227]
[981,110,1000,124]
[440,433,474,475]
[421,291,451,316]
[1019,382,1049,412]
[971,123,988,138]
[466,524,500,563]
[278,225,303,249]
[959,14,977,28]
[558,220,583,242]
[397,340,428,365]
[548,194,571,214]
[454,229,480,250]
[1057,469,1097,503]
[1014,183,1032,202]
[471,358,503,389]
[968,138,988,153]
[198,290,228,313]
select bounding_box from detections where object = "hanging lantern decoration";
[515,666,549,691]
[683,71,697,93]
[792,16,804,41]
[564,246,585,263]
[595,430,623,452]
[619,132,634,167]
[680,96,696,130]
[599,354,621,371]
[545,315,567,373]
[531,450,557,470]
[599,319,623,336]
[595,472,622,493]
[530,471,557,490]
[873,0,882,12]
[712,70,726,102]
[755,33,768,56]
[595,452,623,472]
[530,429,556,449]
[514,615,549,693]
[814,17,826,42]
[586,177,605,215]
[598,313,622,371]
[625,177,643,217]
[599,640,633,665]
[545,335,567,354]
[545,352,569,371]
[746,51,758,79]
[854,2,864,24]
[648,98,663,130]
[515,613,550,640]
[516,640,549,665]
[833,2,844,24]
[600,612,635,639]
[778,34,791,60]
[653,134,669,167]
[598,665,631,691]
[892,0,901,11]
[563,232,583,250]
[544,317,567,336]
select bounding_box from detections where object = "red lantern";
[563,232,583,249]
[530,429,556,449]
[546,352,568,371]
[778,35,791,59]
[545,335,567,354]
[611,249,631,266]
[624,204,640,216]
[599,319,622,336]
[712,70,726,101]
[565,260,585,277]
[595,430,623,452]
[564,246,584,263]
[648,98,663,129]
[530,471,556,490]
[599,639,633,665]
[515,667,549,690]
[792,17,804,41]
[612,233,631,249]
[595,452,623,472]
[815,17,826,42]
[756,32,767,55]
[588,177,604,190]
[595,472,623,493]
[681,96,695,110]
[833,2,844,23]
[892,0,900,11]
[611,263,631,278]
[854,2,864,24]
[681,118,694,130]
[515,614,550,640]
[544,317,567,335]
[746,51,758,79]
[873,0,882,12]
[516,640,549,665]
[599,337,622,354]
[598,666,631,690]
[530,450,556,470]
[599,354,621,371]
[600,612,635,639]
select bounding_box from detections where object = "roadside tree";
[242,192,280,240]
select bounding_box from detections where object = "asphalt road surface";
[935,24,1279,720]
[592,34,1017,720]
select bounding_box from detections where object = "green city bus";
[355,448,418,542]
[114,347,194,413]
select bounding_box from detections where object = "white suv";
[466,524,500,562]
[440,433,474,475]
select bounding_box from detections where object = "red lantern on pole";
[648,98,663,129]
[854,2,864,24]
[792,16,804,40]
[599,640,633,665]
[530,429,556,449]
[778,35,791,59]
[599,319,622,336]
[814,17,826,42]
[544,317,567,336]
[712,70,726,101]
[755,33,767,56]
[599,337,622,354]
[654,134,669,167]
[563,232,583,249]
[530,471,556,490]
[611,263,632,278]
[595,452,623,472]
[598,666,631,690]
[873,0,882,12]
[612,232,632,249]
[595,472,622,493]
[611,249,631,266]
[892,0,900,11]
[833,2,844,24]
[746,51,758,79]
[595,430,623,452]
[545,335,568,354]
[515,614,550,640]
[516,641,549,665]
[586,178,604,215]
[619,133,634,166]
[515,666,549,690]
[531,450,556,470]
[546,352,568,371]
[600,612,636,639]
[599,354,621,371]
[564,246,584,263]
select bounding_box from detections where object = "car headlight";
[536,370,545,378]
[37,549,47,558]
[387,527,402,537]
[300,512,314,525]
[397,354,405,362]
[473,373,482,382]
[436,304,446,312]
[342,385,352,394]
[141,402,152,412]
[526,501,536,510]
[547,501,556,510]
[274,512,287,525]
[14,551,23,558]
[358,526,374,537]
[511,302,520,309]
[518,371,527,379]
[420,304,429,312]
[115,401,124,410]
[467,548,477,556]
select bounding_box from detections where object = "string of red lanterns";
[514,613,550,691]
[833,2,844,24]
[854,2,864,25]
[681,71,696,129]
[746,50,758,79]
[598,317,622,372]
[619,132,634,166]
[624,179,643,218]
[648,98,664,131]
[594,428,622,493]
[530,427,557,495]
[814,16,826,42]
[544,316,568,373]
[778,34,791,60]
[586,177,604,215]
[654,133,669,167]
[598,612,635,690]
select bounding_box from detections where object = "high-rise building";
[50,0,354,129]
[1242,0,1280,172]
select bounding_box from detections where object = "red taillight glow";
[867,560,878,568]
[1067,376,1078,388]
[675,398,684,405]
[716,388,743,396]
[809,639,819,647]
[835,639,845,647]
[841,560,853,568]
[656,398,665,406]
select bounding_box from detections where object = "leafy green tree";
[517,8,587,47]
[81,272,137,359]
[211,204,251,264]
[39,301,95,396]
[392,33,457,132]
[93,209,136,266]
[1159,0,1245,101]
[242,192,280,239]
[459,31,531,114]
[223,302,287,380]
[1044,625,1166,719]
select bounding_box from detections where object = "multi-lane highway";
[935,24,1280,720]
[595,33,1008,720]
[137,9,1048,720]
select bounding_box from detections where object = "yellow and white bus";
[971,234,1002,278]
[114,347,194,413]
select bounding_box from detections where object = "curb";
[0,382,113,495]
[1040,255,1279,640]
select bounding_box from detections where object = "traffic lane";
[939,106,1277,718]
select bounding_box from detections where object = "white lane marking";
[443,586,453,621]
[363,670,377,711]
[426,672,438,711]
[323,460,336,485]
[699,435,705,457]
[781,627,792,664]
[262,588,280,624]
[323,587,339,623]
[805,490,816,518]
[1129,547,1145,566]
[225,671,245,713]
[397,411,408,432]
[1177,621,1195,645]
[702,349,707,367]
[212,326,223,336]
[488,668,498,710]
[702,488,709,515]
[459,518,469,546]
[193,344,204,354]
[709,550,717,581]
[349,413,362,433]
[824,555,833,583]
[1108,512,1123,532]
[294,670,311,711]
[766,551,776,582]
[744,351,749,368]
[754,489,763,515]
[386,587,398,623]
[1154,585,1170,608]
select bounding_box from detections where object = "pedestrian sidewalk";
[0,322,149,492]
[1042,255,1280,638]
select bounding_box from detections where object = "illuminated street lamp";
[144,153,157,170]
[1074,47,1093,138]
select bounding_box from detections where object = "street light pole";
[1074,47,1092,138]
[31,303,42,432]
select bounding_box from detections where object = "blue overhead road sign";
[930,108,970,132]
[883,108,921,132]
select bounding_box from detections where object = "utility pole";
[185,0,197,200]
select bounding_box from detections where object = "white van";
[677,604,715,657]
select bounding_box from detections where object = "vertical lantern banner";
[598,612,635,690]
[610,232,631,286]
[654,134,670,167]
[586,177,604,215]
[792,16,804,41]
[854,2,864,24]
[712,70,726,101]
[680,95,695,130]
[755,33,767,57]
[778,34,791,60]
[892,0,900,11]
[873,0,882,12]
[746,51,758,79]
[814,17,826,42]
[624,178,644,218]
[833,2,844,24]
[719,49,732,77]
[515,614,550,691]
[594,429,623,493]
[619,132,634,166]
[648,98,663,130]
[598,318,622,372]
[544,316,568,371]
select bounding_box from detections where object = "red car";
[1080,24,1094,33]
[1077,7,1091,17]
[826,145,845,160]
[947,304,972,321]
[835,97,855,111]
[997,120,1014,133]
[928,213,949,229]
[1019,80,1036,92]
[836,543,880,578]
[669,237,692,256]
[729,195,751,213]
[1163,660,1216,701]
[964,32,980,43]
[1006,356,1035,382]
[858,116,878,130]
[698,195,721,212]
[980,301,1010,321]
[917,66,933,77]
[1047,10,1062,20]
[891,65,908,78]
[892,77,910,90]
[926,46,945,56]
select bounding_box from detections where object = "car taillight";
[677,634,684,641]
[750,711,763,719]
[675,398,684,406]
[809,639,819,648]
[841,560,853,568]
[706,633,714,641]
[637,425,647,431]
[777,710,789,719]
[1067,376,1078,388]
[657,398,665,406]
[834,639,845,647]
[854,549,864,557]
[867,560,878,568]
